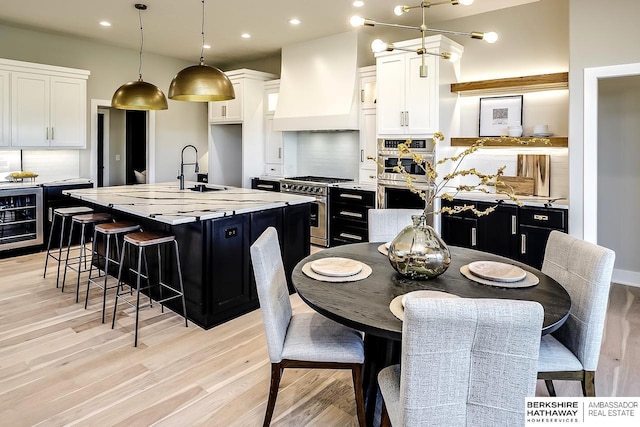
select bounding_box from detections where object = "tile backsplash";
[0,150,80,182]
[295,131,359,180]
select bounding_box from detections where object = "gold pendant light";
[168,0,235,102]
[112,4,168,110]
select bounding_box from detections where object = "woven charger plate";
[389,290,460,321]
[467,260,527,282]
[302,261,372,282]
[377,243,389,256]
[460,265,539,288]
[310,257,363,277]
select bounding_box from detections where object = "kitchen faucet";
[178,144,199,190]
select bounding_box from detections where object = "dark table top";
[292,243,571,341]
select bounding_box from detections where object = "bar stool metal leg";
[173,240,189,327]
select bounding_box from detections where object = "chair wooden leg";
[380,401,391,427]
[351,363,366,427]
[263,363,282,427]
[582,371,596,397]
[545,379,557,397]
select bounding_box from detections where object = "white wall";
[0,22,208,183]
[569,0,640,239]
[597,76,640,283]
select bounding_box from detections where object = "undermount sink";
[188,184,226,192]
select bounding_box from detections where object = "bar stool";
[43,206,94,287]
[112,231,188,347]
[85,221,141,323]
[61,212,113,303]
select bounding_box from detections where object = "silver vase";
[388,215,451,280]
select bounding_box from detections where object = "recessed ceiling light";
[99,21,111,27]
[203,44,211,49]
[241,33,251,39]
[289,18,301,25]
[353,1,364,7]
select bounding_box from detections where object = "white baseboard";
[612,268,640,288]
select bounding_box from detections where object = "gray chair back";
[368,208,424,242]
[541,230,616,371]
[250,227,292,363]
[400,298,543,427]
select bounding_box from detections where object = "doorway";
[90,99,157,187]
[125,110,147,185]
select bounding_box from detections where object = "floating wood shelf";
[451,137,568,148]
[450,72,568,95]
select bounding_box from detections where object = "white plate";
[467,261,526,283]
[310,257,363,277]
[460,265,539,288]
[302,262,372,283]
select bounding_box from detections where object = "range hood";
[273,32,359,132]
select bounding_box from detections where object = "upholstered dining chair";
[368,208,424,242]
[378,298,543,427]
[537,230,616,397]
[250,227,366,427]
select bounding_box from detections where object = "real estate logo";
[525,398,639,426]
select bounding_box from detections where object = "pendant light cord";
[200,0,206,63]
[138,6,144,80]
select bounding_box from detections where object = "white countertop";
[448,190,569,209]
[63,182,315,225]
[0,177,92,189]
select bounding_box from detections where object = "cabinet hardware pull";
[534,214,549,221]
[340,232,362,241]
[222,105,226,117]
[257,184,274,190]
[45,127,49,140]
[340,211,363,219]
[471,227,477,247]
[405,111,409,126]
[361,149,364,162]
[369,175,375,179]
[278,147,282,159]
[400,111,404,127]
[340,193,363,200]
[511,215,517,234]
[361,89,365,103]
[51,127,54,140]
[521,234,527,254]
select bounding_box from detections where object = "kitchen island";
[65,182,314,329]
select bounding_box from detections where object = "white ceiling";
[0,0,538,66]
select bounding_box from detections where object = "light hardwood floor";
[0,250,638,426]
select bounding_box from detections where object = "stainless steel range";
[281,176,353,247]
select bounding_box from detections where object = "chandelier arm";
[423,27,475,37]
[371,21,421,31]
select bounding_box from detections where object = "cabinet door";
[210,215,251,310]
[0,71,8,147]
[250,209,284,299]
[207,81,243,122]
[519,225,552,269]
[405,54,437,135]
[264,116,283,164]
[376,55,405,135]
[49,77,86,148]
[282,204,310,293]
[360,74,376,110]
[441,215,478,249]
[478,203,519,259]
[224,81,243,121]
[359,109,377,183]
[11,72,50,147]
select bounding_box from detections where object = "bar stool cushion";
[95,221,140,234]
[72,212,113,223]
[54,206,93,216]
[124,231,175,247]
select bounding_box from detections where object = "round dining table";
[291,242,571,426]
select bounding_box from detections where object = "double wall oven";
[377,138,435,225]
[280,176,353,247]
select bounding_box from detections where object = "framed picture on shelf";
[479,95,523,137]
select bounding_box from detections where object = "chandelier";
[351,0,498,77]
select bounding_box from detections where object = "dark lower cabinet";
[42,182,94,249]
[441,199,567,269]
[115,203,310,329]
[518,206,568,269]
[329,187,376,247]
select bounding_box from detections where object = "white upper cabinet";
[358,66,377,184]
[0,71,10,147]
[262,79,296,177]
[1,58,90,149]
[208,80,243,123]
[375,35,462,137]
